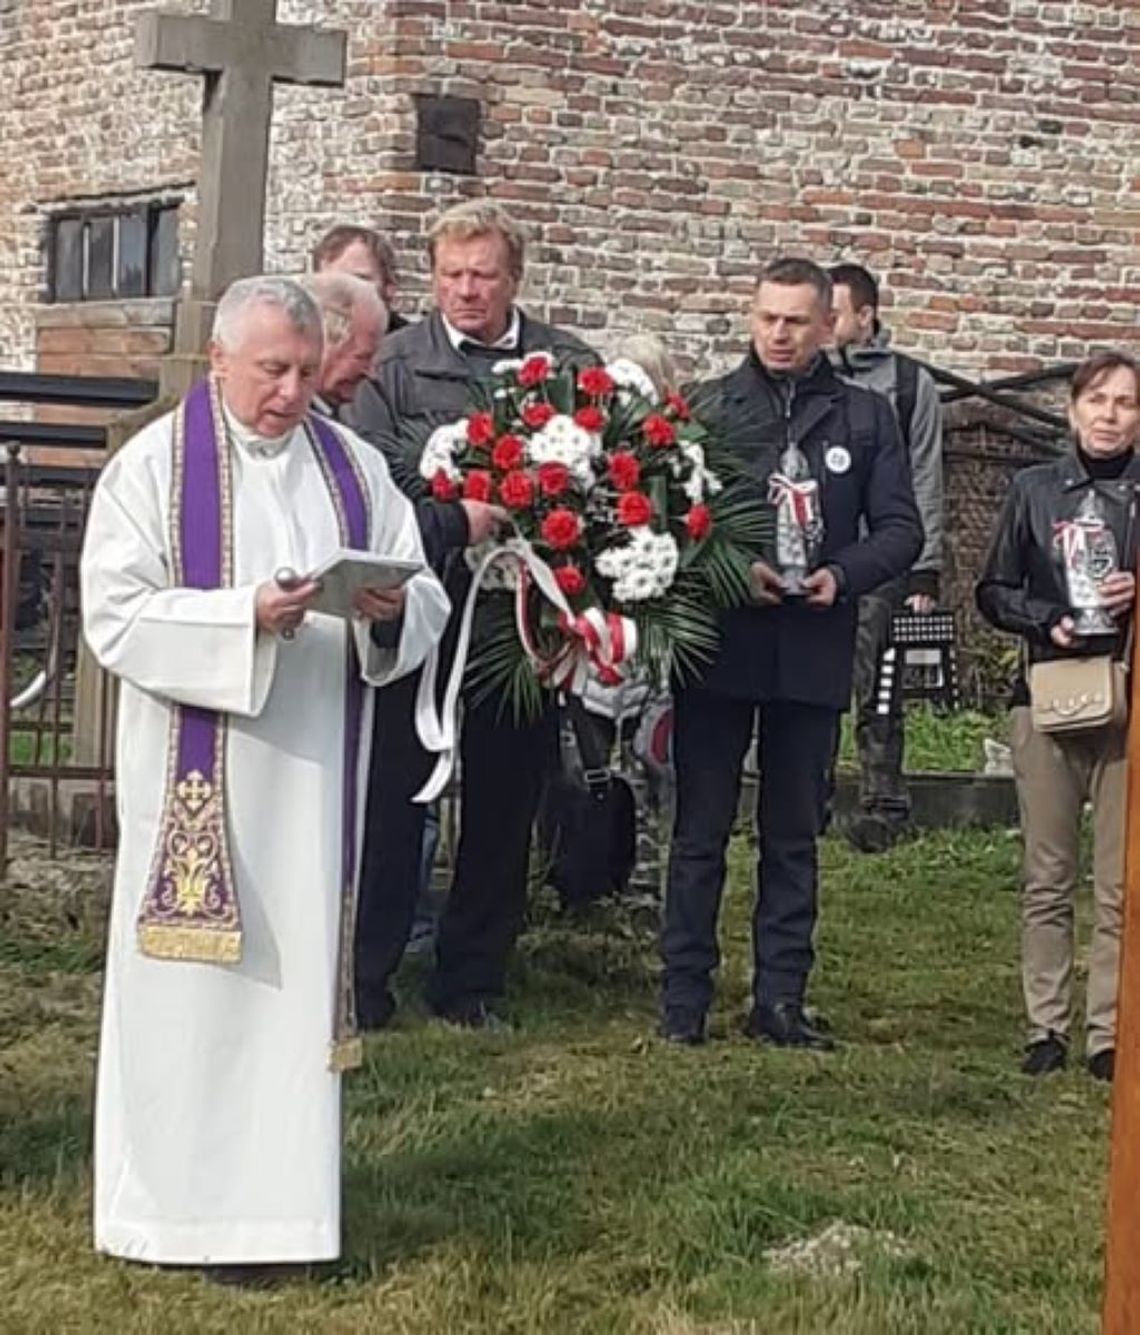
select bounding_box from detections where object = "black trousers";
[851,576,910,818]
[426,690,560,1011]
[354,670,433,1017]
[662,689,838,1014]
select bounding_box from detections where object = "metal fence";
[0,372,157,864]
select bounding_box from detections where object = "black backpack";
[536,698,637,910]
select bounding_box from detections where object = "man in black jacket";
[661,257,923,1049]
[348,201,593,1029]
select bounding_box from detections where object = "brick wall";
[0,0,1135,380]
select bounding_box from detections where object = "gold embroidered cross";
[177,770,214,814]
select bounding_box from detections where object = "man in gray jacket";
[829,262,944,851]
[348,201,594,1030]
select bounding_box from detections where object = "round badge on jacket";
[825,445,851,475]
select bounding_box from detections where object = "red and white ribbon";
[513,566,634,692]
[1053,519,1087,568]
[412,537,637,802]
[768,472,819,528]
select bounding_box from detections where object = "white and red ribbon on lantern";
[412,537,638,802]
[1053,518,1088,569]
[767,472,820,529]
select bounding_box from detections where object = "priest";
[80,275,450,1273]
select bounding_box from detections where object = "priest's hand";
[462,500,509,545]
[256,578,320,636]
[749,560,784,607]
[352,587,406,622]
[1100,570,1136,618]
[802,567,839,609]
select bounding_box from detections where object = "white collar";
[442,308,521,354]
[221,404,297,460]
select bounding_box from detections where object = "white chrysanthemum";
[527,414,598,486]
[606,358,660,404]
[419,420,467,480]
[492,357,525,376]
[595,526,679,602]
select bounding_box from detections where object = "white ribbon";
[412,536,637,802]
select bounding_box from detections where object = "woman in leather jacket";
[977,351,1140,1083]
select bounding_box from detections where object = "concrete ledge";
[6,768,1021,859]
[898,771,1018,830]
[744,769,1019,831]
[9,777,117,849]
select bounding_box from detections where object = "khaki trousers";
[1010,706,1127,1056]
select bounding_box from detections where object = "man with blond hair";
[349,200,594,1031]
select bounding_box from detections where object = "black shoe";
[845,812,906,854]
[659,1007,707,1046]
[1088,1048,1115,1083]
[1021,1033,1067,1076]
[357,989,396,1032]
[434,998,511,1033]
[744,1001,836,1052]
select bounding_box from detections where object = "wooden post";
[1102,579,1140,1332]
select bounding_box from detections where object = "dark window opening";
[48,202,181,303]
[414,95,480,176]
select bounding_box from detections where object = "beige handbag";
[1028,655,1128,734]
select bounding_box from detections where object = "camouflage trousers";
[851,577,910,819]
[623,756,673,902]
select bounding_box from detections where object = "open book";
[305,548,422,618]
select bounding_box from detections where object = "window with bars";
[48,202,181,303]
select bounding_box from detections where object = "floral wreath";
[418,351,767,714]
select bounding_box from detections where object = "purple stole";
[138,376,371,1070]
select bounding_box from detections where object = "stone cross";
[74,1,347,771]
[135,0,347,393]
[1103,600,1140,1332]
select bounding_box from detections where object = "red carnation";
[522,401,557,430]
[466,412,495,448]
[574,406,607,433]
[463,469,494,503]
[617,492,654,527]
[499,469,535,511]
[555,564,587,597]
[666,391,692,421]
[541,508,583,551]
[491,433,525,472]
[537,461,571,497]
[431,469,458,502]
[578,367,616,397]
[685,503,713,541]
[518,354,553,387]
[608,451,641,492]
[643,414,677,449]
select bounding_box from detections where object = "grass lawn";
[0,828,1109,1334]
